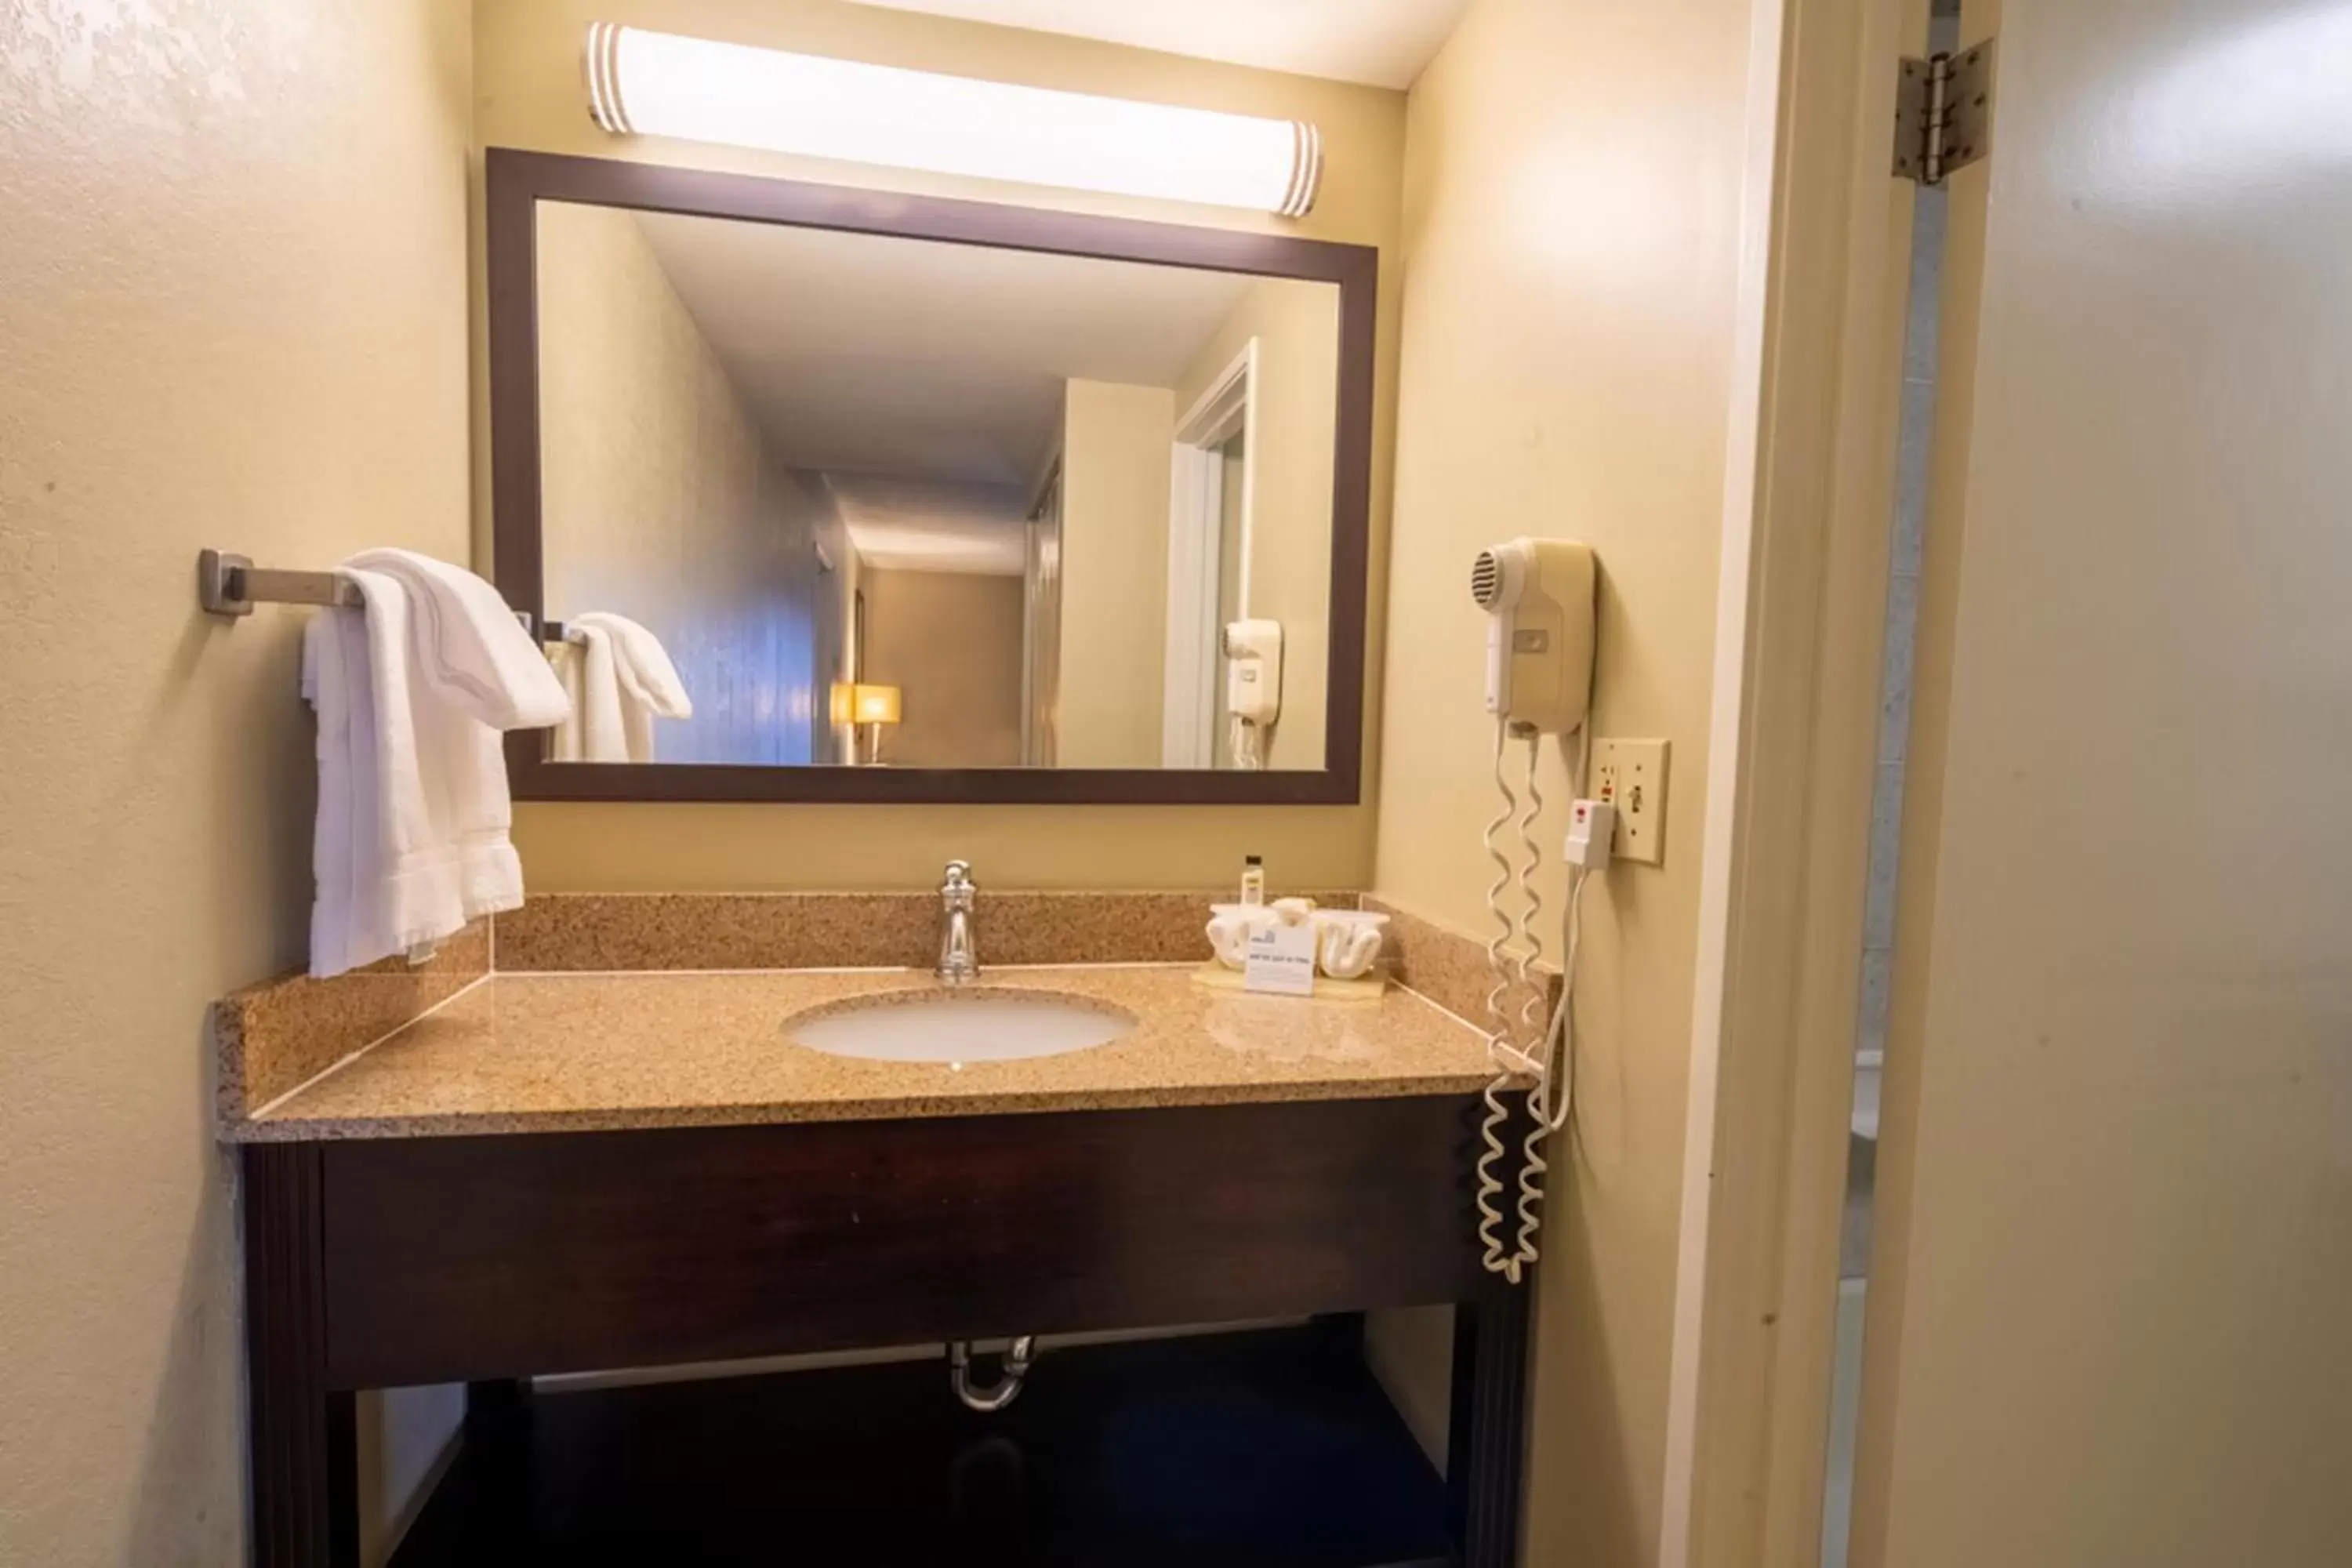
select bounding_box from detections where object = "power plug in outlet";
[1590,739,1669,865]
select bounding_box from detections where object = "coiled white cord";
[1229,714,1268,771]
[1514,738,1549,1055]
[1508,859,1590,1278]
[1475,721,1592,1284]
[1474,719,1527,1275]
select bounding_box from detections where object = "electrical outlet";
[1590,739,1669,865]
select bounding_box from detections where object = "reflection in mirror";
[535,201,1339,771]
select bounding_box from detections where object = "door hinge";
[1894,38,1995,186]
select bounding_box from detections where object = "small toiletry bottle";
[1240,855,1266,908]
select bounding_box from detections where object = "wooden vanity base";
[243,1094,1535,1566]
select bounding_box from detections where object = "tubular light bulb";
[584,24,1322,217]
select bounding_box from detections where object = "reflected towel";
[550,624,631,764]
[573,612,690,763]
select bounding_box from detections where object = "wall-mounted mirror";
[489,151,1374,804]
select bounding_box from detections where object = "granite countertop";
[223,965,1497,1142]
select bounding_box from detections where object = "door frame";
[1020,456,1064,768]
[1163,339,1260,769]
[1658,0,1935,1562]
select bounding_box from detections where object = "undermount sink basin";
[783,987,1138,1065]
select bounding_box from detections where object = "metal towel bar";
[196,549,566,641]
[197,550,359,615]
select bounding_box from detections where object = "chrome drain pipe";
[949,1336,1036,1413]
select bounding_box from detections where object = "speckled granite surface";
[212,920,490,1123]
[1362,894,1559,1031]
[222,966,1494,1142]
[492,890,1359,971]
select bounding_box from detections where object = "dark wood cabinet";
[243,1094,1534,1566]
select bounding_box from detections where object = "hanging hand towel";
[302,590,369,976]
[304,568,471,975]
[549,623,632,764]
[343,548,568,731]
[572,611,691,763]
[303,554,572,978]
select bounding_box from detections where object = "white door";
[1855,2,2352,1564]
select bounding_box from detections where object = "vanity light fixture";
[583,24,1323,217]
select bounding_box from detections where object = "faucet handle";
[942,858,974,890]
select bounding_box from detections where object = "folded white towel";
[345,547,569,731]
[302,586,371,977]
[303,556,569,978]
[572,612,691,763]
[550,624,632,764]
[572,612,691,717]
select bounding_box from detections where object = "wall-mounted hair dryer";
[1469,536,1599,1287]
[1222,619,1283,771]
[1473,538,1596,737]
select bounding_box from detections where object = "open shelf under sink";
[390,1323,1454,1568]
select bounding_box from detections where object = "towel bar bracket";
[198,550,564,645]
[198,549,362,616]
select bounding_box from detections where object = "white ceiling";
[633,209,1258,490]
[628,209,1301,574]
[822,474,1032,575]
[846,0,1470,90]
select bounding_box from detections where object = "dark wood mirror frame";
[487,147,1377,806]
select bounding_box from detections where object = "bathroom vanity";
[226,960,1534,1567]
[216,138,1522,1566]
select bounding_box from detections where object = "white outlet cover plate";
[1591,738,1669,865]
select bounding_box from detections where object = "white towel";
[303,557,570,978]
[344,548,569,731]
[549,625,631,764]
[572,612,691,718]
[561,612,691,763]
[302,589,372,977]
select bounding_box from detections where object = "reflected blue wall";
[650,468,835,765]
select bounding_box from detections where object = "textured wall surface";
[0,1,474,1560]
[1055,378,1174,767]
[860,567,1025,767]
[1370,0,1758,1559]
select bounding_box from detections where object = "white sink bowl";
[783,987,1138,1065]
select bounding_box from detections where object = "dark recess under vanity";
[396,1323,1454,1567]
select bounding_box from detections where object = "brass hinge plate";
[1894,38,1995,186]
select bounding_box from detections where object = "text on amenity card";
[1243,920,1318,996]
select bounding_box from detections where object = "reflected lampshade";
[852,684,902,726]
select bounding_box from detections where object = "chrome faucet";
[937,860,979,983]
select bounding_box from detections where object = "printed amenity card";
[1243,919,1318,996]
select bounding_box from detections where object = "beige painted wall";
[0,2,474,1563]
[474,0,1405,891]
[1368,0,1759,1560]
[861,568,1025,767]
[538,201,837,764]
[1175,278,1341,771]
[1056,379,1174,767]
